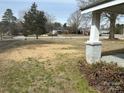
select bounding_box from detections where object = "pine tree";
[2,9,17,36]
[2,9,16,23]
[23,2,47,39]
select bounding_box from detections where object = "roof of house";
[80,0,113,11]
[81,0,124,14]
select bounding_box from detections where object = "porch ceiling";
[81,0,124,14]
[101,3,124,14]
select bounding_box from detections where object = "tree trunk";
[0,33,2,40]
[109,13,117,40]
[36,35,38,39]
[25,37,27,40]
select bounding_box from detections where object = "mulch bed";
[79,60,124,93]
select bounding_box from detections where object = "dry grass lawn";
[0,38,123,93]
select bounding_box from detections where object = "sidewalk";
[101,53,124,67]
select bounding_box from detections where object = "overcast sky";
[0,0,78,24]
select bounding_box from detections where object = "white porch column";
[86,11,102,64]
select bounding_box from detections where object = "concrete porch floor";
[101,53,124,67]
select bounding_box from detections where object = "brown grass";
[0,39,96,93]
[0,44,80,62]
[0,38,123,93]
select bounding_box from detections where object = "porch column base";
[86,41,102,64]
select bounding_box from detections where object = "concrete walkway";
[101,53,124,67]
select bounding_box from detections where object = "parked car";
[47,30,58,36]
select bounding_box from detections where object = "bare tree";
[81,13,92,28]
[45,13,55,24]
[0,22,4,40]
[18,10,27,22]
[45,13,56,32]
[77,0,118,39]
[0,22,9,40]
[77,0,98,9]
[101,12,117,39]
[67,10,83,34]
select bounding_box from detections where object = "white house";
[80,0,124,63]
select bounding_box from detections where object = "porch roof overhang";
[81,0,124,14]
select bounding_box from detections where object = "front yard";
[0,38,123,93]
